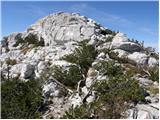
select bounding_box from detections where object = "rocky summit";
[1,12,159,119]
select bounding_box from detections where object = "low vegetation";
[99,29,117,36]
[63,71,145,119]
[96,36,113,47]
[93,60,123,77]
[13,34,44,48]
[3,37,157,119]
[51,65,83,89]
[13,33,24,47]
[1,79,43,119]
[108,51,137,66]
[6,58,17,65]
[62,40,98,77]
[148,66,159,82]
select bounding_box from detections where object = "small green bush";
[93,61,123,77]
[25,34,44,47]
[100,29,116,36]
[13,34,24,47]
[150,53,159,60]
[108,51,137,66]
[149,67,159,82]
[6,58,17,65]
[62,105,91,119]
[13,34,44,48]
[52,65,83,88]
[94,76,145,103]
[96,36,113,47]
[62,40,98,76]
[97,48,111,55]
[105,36,114,42]
[1,79,43,119]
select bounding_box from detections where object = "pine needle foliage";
[1,79,43,119]
[62,40,98,76]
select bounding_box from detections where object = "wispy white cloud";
[69,3,132,27]
[140,27,156,36]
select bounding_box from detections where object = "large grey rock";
[43,80,60,98]
[127,104,159,119]
[128,52,149,65]
[37,61,49,74]
[148,57,158,68]
[111,33,142,52]
[10,63,34,79]
[136,104,159,119]
[112,32,128,42]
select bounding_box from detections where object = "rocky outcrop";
[111,33,143,52]
[1,12,159,119]
[26,12,103,46]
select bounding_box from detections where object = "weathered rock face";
[26,12,102,46]
[111,33,143,52]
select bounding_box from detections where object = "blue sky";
[1,1,159,50]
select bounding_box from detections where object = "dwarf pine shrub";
[6,58,17,65]
[99,29,116,36]
[63,59,145,119]
[63,74,145,119]
[13,34,44,48]
[13,34,24,47]
[1,79,43,119]
[62,104,92,119]
[52,65,83,88]
[62,40,98,77]
[93,61,123,77]
[149,66,159,82]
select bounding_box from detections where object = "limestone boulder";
[128,52,149,65]
[111,33,142,52]
[10,63,35,79]
[148,57,158,68]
